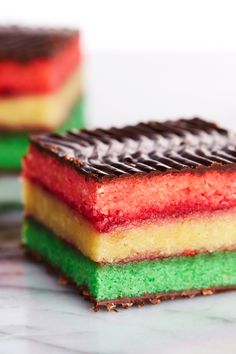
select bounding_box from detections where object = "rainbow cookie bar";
[22,118,236,309]
[0,26,84,172]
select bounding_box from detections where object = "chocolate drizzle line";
[0,25,78,61]
[31,118,236,180]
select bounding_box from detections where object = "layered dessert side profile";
[0,25,84,172]
[22,118,236,310]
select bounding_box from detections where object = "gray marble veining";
[0,225,236,354]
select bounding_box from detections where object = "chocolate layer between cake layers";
[22,217,236,307]
[23,118,236,263]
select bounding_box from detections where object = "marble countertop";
[1,223,236,354]
[1,49,236,353]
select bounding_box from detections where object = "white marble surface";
[1,226,236,354]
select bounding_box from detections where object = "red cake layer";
[0,35,80,95]
[23,146,236,233]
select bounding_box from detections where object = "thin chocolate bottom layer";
[23,219,236,310]
[25,250,236,311]
[95,287,236,311]
[0,170,19,176]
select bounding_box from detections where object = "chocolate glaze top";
[31,118,236,180]
[0,25,78,62]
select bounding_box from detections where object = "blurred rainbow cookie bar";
[0,26,84,172]
[22,118,236,310]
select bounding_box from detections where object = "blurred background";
[0,0,235,128]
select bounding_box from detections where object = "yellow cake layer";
[0,68,81,130]
[23,179,236,263]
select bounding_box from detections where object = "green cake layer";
[0,99,85,171]
[0,132,28,171]
[23,218,236,302]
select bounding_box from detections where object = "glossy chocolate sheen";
[0,26,78,61]
[30,118,236,180]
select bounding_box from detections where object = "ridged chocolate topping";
[31,118,236,180]
[0,25,78,61]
